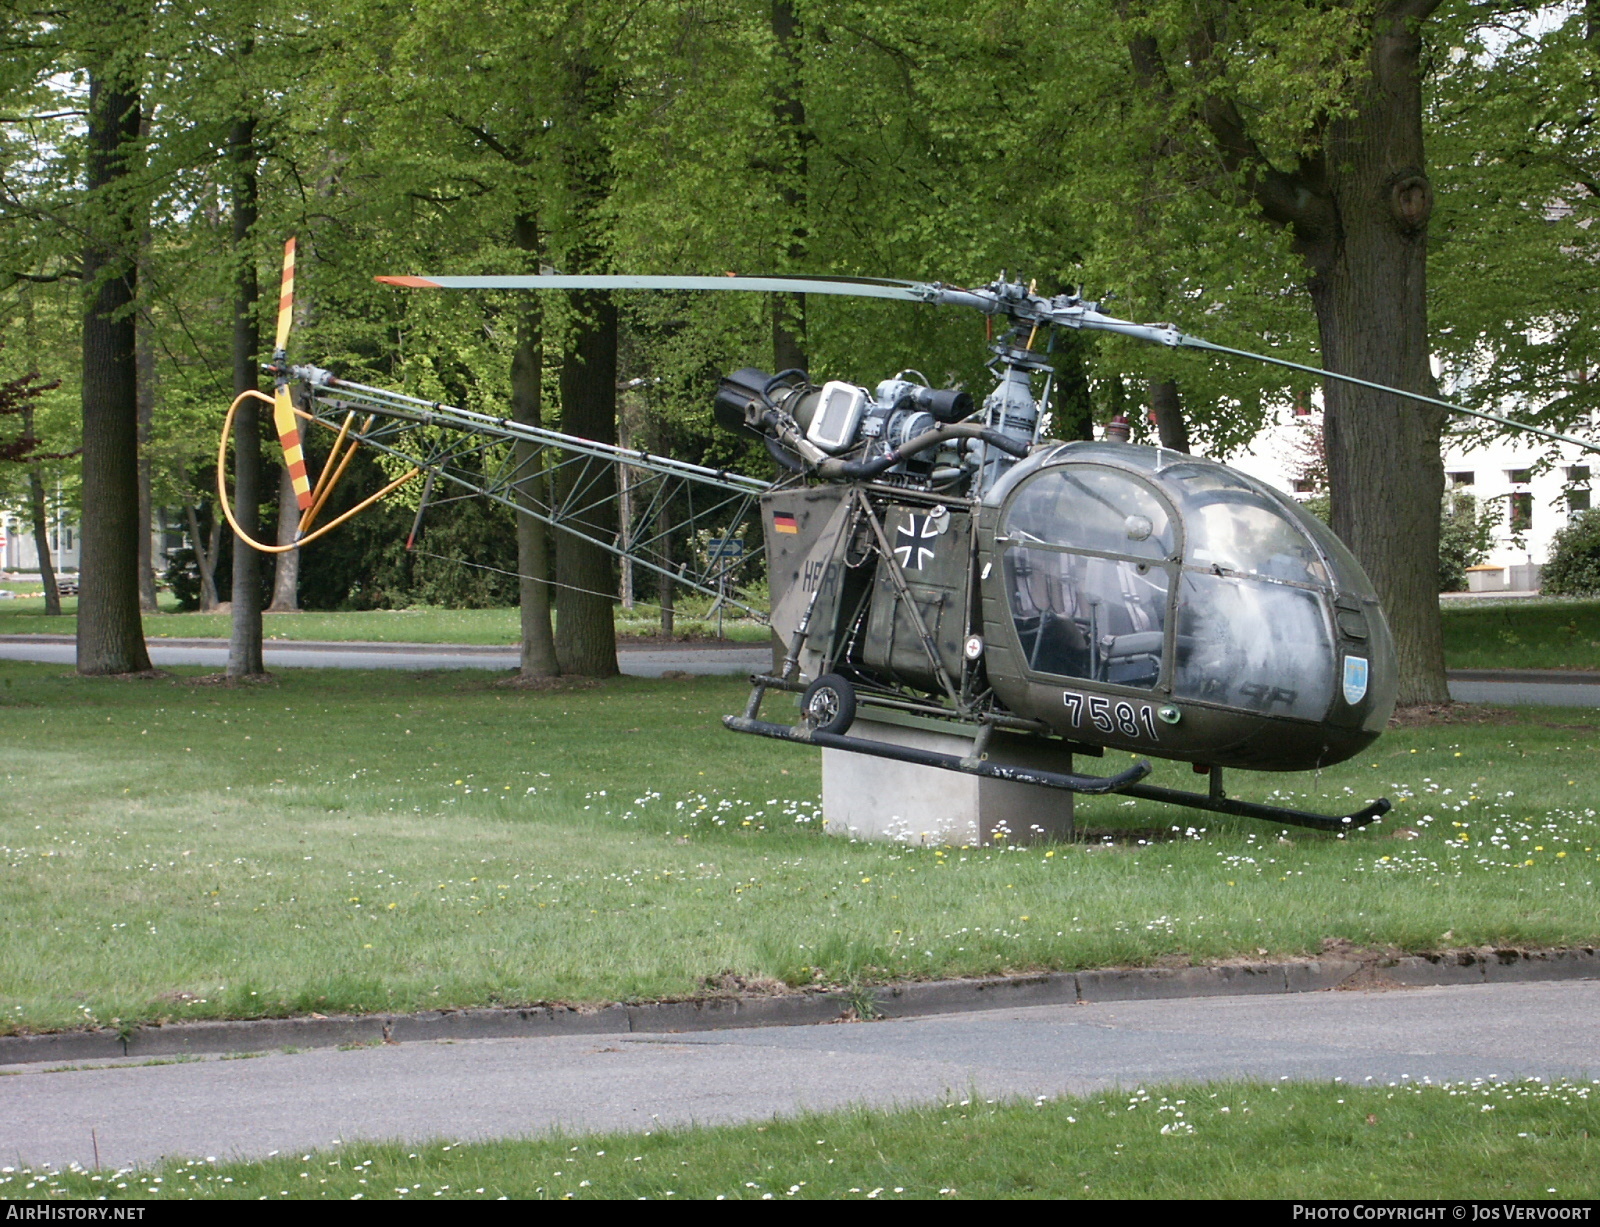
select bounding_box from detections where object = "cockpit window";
[1163,464,1328,587]
[1004,464,1175,561]
[1279,499,1379,600]
[1172,572,1335,720]
[1004,547,1170,689]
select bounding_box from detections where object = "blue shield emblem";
[1342,655,1369,706]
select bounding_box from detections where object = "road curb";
[3,946,1594,1068]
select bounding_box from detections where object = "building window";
[1570,490,1592,513]
[1292,478,1316,494]
[1568,466,1590,485]
[1506,468,1532,485]
[1509,492,1533,533]
[1448,471,1474,487]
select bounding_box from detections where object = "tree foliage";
[0,0,1593,683]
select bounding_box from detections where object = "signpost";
[705,538,745,637]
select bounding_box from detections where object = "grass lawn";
[1,663,1597,1035]
[0,595,770,644]
[1440,598,1600,671]
[9,1078,1598,1199]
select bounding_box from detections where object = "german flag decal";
[773,512,798,534]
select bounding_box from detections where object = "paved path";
[1448,669,1600,707]
[0,635,771,679]
[6,981,1597,1170]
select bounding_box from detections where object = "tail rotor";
[272,238,313,514]
[219,235,421,554]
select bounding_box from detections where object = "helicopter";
[223,243,1599,835]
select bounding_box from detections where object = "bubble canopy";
[985,442,1395,729]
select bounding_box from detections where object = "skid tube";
[722,715,1391,833]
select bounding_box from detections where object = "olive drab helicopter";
[223,240,1600,834]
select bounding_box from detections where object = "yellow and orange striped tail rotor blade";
[274,386,313,512]
[274,236,297,353]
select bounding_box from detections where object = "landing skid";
[722,715,1390,834]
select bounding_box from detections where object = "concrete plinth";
[822,712,1074,846]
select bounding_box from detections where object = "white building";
[1224,405,1592,592]
[1,508,182,580]
[0,508,80,574]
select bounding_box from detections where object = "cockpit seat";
[1101,629,1163,688]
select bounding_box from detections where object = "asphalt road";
[0,636,772,679]
[6,981,1597,1170]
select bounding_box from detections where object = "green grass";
[1440,598,1600,671]
[8,1079,1598,1199]
[0,595,769,643]
[1,662,1597,1035]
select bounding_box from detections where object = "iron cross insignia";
[893,514,939,571]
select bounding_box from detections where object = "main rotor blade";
[376,272,937,303]
[379,267,1597,454]
[1041,300,1600,456]
[1173,335,1600,456]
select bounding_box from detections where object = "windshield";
[1162,463,1329,587]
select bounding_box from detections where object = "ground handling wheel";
[801,673,857,735]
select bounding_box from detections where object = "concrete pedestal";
[821,712,1074,846]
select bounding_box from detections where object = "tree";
[510,216,559,677]
[265,465,300,610]
[550,45,621,678]
[1091,2,1451,703]
[769,0,810,376]
[76,3,152,676]
[0,359,67,612]
[226,100,266,678]
[1427,4,1599,437]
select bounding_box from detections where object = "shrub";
[1542,508,1600,596]
[1438,493,1497,593]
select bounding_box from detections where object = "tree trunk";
[552,53,620,678]
[19,290,59,616]
[26,451,60,618]
[176,452,220,611]
[1312,5,1448,706]
[1052,333,1096,441]
[645,412,678,637]
[181,501,221,611]
[511,218,558,677]
[76,65,151,676]
[135,103,157,613]
[771,0,809,375]
[226,112,265,678]
[1147,378,1190,453]
[554,289,620,677]
[657,507,675,638]
[266,464,300,610]
[136,289,157,612]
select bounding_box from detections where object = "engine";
[715,366,1043,493]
